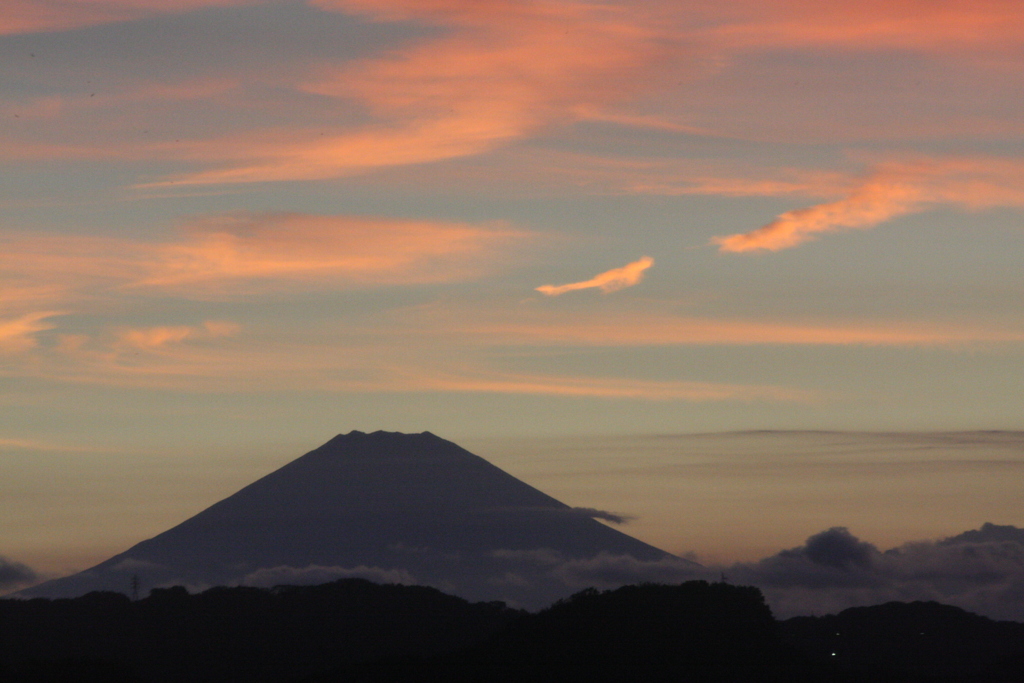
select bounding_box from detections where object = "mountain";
[22,430,680,607]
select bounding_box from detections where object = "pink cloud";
[536,257,654,296]
[159,0,670,184]
[0,212,527,303]
[115,321,240,351]
[700,0,1024,53]
[713,157,1024,252]
[395,367,812,403]
[0,311,62,354]
[713,177,924,252]
[397,301,1024,348]
[3,313,814,401]
[0,0,265,35]
[6,0,1022,183]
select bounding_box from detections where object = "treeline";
[2,580,1022,682]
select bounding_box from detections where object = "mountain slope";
[23,431,680,607]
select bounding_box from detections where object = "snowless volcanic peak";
[21,431,680,607]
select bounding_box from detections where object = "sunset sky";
[2,0,1023,586]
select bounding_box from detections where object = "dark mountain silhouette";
[21,430,678,607]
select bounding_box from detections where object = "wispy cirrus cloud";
[396,367,811,403]
[155,0,669,185]
[713,174,924,253]
[132,213,526,293]
[0,212,526,303]
[0,311,62,354]
[115,321,240,351]
[0,212,525,356]
[0,0,264,36]
[701,0,1024,54]
[713,156,1024,252]
[4,324,814,402]
[401,303,1024,349]
[6,0,1023,190]
[536,257,653,296]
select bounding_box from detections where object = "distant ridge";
[22,431,680,607]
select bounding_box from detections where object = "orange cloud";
[400,303,1024,348]
[713,157,1024,252]
[536,257,654,296]
[137,213,527,292]
[162,0,668,184]
[336,146,857,203]
[713,177,924,252]
[0,311,61,354]
[397,368,812,403]
[0,212,526,302]
[22,328,812,401]
[115,321,240,351]
[493,317,1024,348]
[0,0,262,36]
[701,0,1024,54]
[8,0,1021,180]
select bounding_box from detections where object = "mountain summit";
[23,431,679,607]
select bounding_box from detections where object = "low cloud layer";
[536,256,653,296]
[727,525,1019,621]
[494,523,1024,621]
[731,523,1024,620]
[0,556,37,589]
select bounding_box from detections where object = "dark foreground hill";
[782,600,1024,682]
[22,431,678,608]
[4,580,1023,683]
[0,579,520,683]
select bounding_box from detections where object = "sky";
[2,0,1023,599]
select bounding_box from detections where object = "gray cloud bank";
[737,523,1024,620]
[524,523,1024,621]
[0,556,37,589]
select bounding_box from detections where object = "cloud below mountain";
[0,556,37,589]
[533,523,1024,621]
[731,523,1024,620]
[481,522,1024,620]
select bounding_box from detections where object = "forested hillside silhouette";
[0,579,518,683]
[3,579,1023,682]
